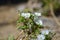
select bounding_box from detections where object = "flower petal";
[37,34,45,40]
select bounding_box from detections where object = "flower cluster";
[17,11,43,30]
[37,30,52,40]
[37,34,45,40]
[17,9,55,40]
[21,13,30,18]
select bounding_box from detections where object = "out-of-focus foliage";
[8,35,14,40]
[41,0,60,16]
[53,0,60,9]
[42,0,60,10]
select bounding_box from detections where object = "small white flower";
[21,13,30,18]
[41,30,50,35]
[36,20,43,25]
[34,12,41,16]
[37,34,45,40]
[34,17,43,25]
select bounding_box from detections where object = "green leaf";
[29,19,33,23]
[45,35,52,40]
[17,26,28,30]
[35,29,40,35]
[17,16,25,23]
[38,24,44,28]
[30,34,37,39]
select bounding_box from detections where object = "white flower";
[37,34,45,40]
[21,13,30,18]
[41,30,50,35]
[34,17,43,25]
[34,12,41,16]
[36,20,43,25]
